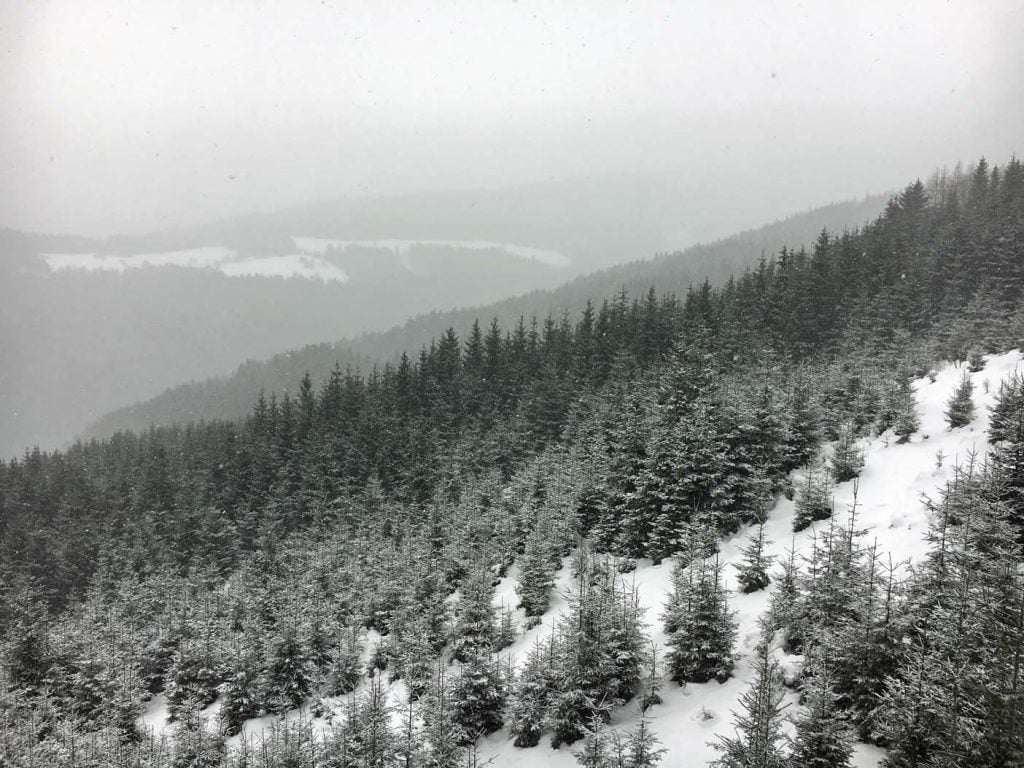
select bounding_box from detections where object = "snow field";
[291,237,572,268]
[42,247,349,283]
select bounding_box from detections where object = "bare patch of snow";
[41,248,348,283]
[292,237,572,268]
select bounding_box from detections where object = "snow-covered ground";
[41,248,349,283]
[291,237,572,268]
[137,349,1023,765]
[40,235,570,284]
[477,349,1023,767]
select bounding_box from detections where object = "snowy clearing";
[291,237,573,268]
[41,248,349,283]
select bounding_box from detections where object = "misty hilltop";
[81,191,889,442]
[0,174,888,459]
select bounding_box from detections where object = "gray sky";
[2,0,1022,236]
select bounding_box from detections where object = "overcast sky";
[1,0,1022,236]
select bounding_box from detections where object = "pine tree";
[574,718,615,768]
[711,634,789,768]
[793,461,832,532]
[219,645,264,735]
[892,375,921,444]
[347,674,398,767]
[734,522,774,593]
[166,638,221,718]
[877,463,1024,767]
[452,565,498,662]
[266,623,313,713]
[665,555,736,684]
[322,626,363,696]
[421,665,466,768]
[624,708,667,768]
[517,521,556,626]
[547,555,648,748]
[946,371,975,429]
[790,665,853,768]
[767,546,800,637]
[171,696,225,768]
[785,378,821,472]
[508,638,554,748]
[829,424,864,483]
[573,709,666,768]
[449,653,507,744]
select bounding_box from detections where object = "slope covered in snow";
[476,349,1022,767]
[136,349,1023,766]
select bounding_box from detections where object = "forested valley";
[2,157,1024,767]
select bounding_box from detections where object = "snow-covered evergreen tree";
[793,461,832,532]
[346,674,399,767]
[517,519,557,626]
[664,555,736,684]
[171,696,225,768]
[547,554,648,747]
[790,664,853,768]
[734,522,774,593]
[892,375,921,443]
[829,424,864,483]
[219,645,264,735]
[421,665,467,767]
[321,626,364,697]
[449,653,508,744]
[711,632,789,768]
[266,623,313,713]
[165,638,221,718]
[452,565,498,662]
[945,371,975,428]
[877,463,1024,767]
[508,638,555,748]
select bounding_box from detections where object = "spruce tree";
[793,461,833,532]
[219,645,264,735]
[665,555,736,684]
[449,653,507,744]
[625,708,667,768]
[421,665,467,768]
[547,555,648,748]
[892,376,921,444]
[452,565,498,662]
[266,623,313,713]
[517,521,557,626]
[508,638,554,748]
[347,674,398,767]
[711,634,789,768]
[789,665,853,768]
[322,626,363,696]
[171,696,225,768]
[946,371,975,429]
[829,424,864,483]
[734,522,774,593]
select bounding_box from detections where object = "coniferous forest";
[2,158,1024,767]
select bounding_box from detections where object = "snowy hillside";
[479,348,1022,767]
[137,348,1023,766]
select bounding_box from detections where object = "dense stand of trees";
[1,157,1023,766]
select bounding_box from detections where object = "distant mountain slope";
[0,236,571,459]
[2,170,889,459]
[84,193,888,439]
